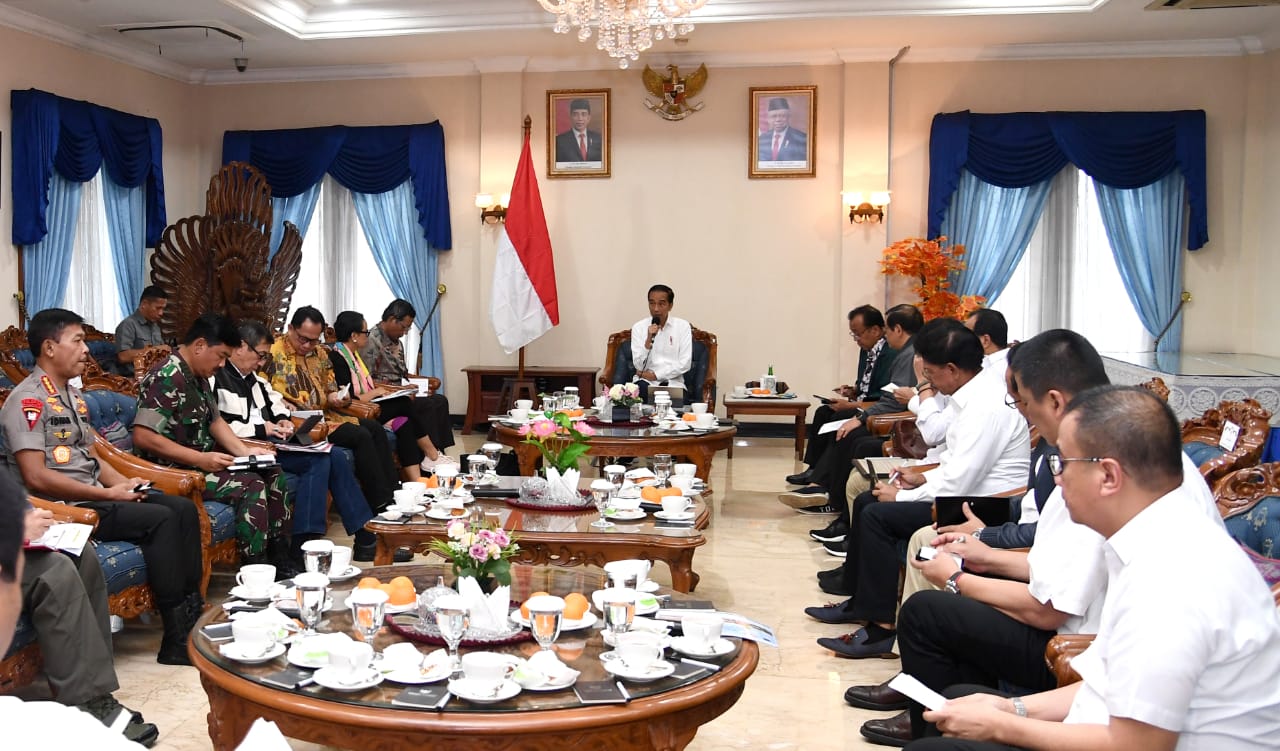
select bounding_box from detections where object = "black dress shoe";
[809,519,849,543]
[860,710,912,747]
[785,469,813,485]
[393,546,414,563]
[845,681,909,710]
[819,579,851,597]
[353,542,376,562]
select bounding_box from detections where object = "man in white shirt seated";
[805,319,1029,655]
[910,385,1280,751]
[630,284,691,397]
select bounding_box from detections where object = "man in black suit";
[554,98,602,163]
[757,97,808,163]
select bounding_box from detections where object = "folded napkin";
[625,468,656,480]
[628,616,673,634]
[544,467,581,500]
[227,605,297,632]
[514,650,580,689]
[457,576,511,632]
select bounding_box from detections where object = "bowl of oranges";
[511,591,597,631]
[355,575,418,613]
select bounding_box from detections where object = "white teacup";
[329,640,374,677]
[605,559,651,590]
[669,476,695,492]
[508,408,529,421]
[690,402,708,414]
[682,613,724,648]
[401,483,429,503]
[615,631,664,670]
[609,496,641,512]
[673,463,697,478]
[330,545,353,575]
[514,399,534,411]
[235,564,276,597]
[393,488,419,506]
[461,651,518,689]
[661,497,688,515]
[732,385,748,398]
[231,619,279,650]
[694,412,716,428]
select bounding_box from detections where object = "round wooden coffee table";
[191,564,758,751]
[491,422,736,481]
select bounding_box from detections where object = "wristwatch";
[972,527,985,543]
[944,570,964,595]
[1011,696,1028,718]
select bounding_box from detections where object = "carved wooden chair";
[1140,376,1170,402]
[132,345,176,386]
[0,325,136,396]
[599,327,718,406]
[1182,399,1271,485]
[149,161,302,343]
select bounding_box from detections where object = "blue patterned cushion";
[2,613,38,658]
[97,420,132,451]
[205,501,236,544]
[14,350,35,372]
[0,371,14,389]
[82,389,138,438]
[1226,496,1280,559]
[93,540,148,596]
[1183,440,1227,468]
[85,340,120,375]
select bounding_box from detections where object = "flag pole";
[515,114,533,383]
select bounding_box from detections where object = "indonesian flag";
[490,134,559,354]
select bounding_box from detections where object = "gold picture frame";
[749,86,816,179]
[547,89,611,179]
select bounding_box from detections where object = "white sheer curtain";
[993,167,1154,353]
[290,176,418,367]
[63,173,125,330]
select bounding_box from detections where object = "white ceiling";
[1,0,1278,83]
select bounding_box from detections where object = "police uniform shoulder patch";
[20,398,42,430]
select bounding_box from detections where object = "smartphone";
[812,395,834,405]
[915,546,938,563]
[200,622,234,641]
[133,482,153,493]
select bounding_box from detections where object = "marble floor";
[73,435,901,749]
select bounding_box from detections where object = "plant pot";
[611,405,632,422]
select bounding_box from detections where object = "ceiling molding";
[200,58,481,85]
[902,36,1265,62]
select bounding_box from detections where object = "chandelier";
[536,0,709,69]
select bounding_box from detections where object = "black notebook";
[391,685,451,709]
[573,680,628,704]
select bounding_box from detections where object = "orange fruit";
[751,387,770,395]
[418,476,439,489]
[641,486,662,502]
[520,591,551,620]
[662,486,684,498]
[564,592,589,620]
[682,413,697,422]
[357,577,381,589]
[390,576,415,592]
[387,587,415,606]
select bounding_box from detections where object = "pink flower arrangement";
[607,383,641,406]
[430,518,520,585]
[518,412,594,473]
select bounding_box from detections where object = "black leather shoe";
[353,542,377,562]
[845,681,909,710]
[819,578,851,597]
[809,519,849,543]
[393,546,414,563]
[860,711,911,747]
[817,566,843,582]
[785,469,813,485]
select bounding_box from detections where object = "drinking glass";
[468,455,487,480]
[350,592,388,652]
[590,479,614,528]
[653,454,673,488]
[433,595,470,675]
[435,464,459,502]
[603,464,626,498]
[293,573,330,636]
[601,589,636,637]
[525,595,566,652]
[301,541,333,576]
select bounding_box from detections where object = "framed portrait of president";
[547,89,611,179]
[749,86,816,179]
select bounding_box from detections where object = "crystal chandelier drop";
[536,0,709,69]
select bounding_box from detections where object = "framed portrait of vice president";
[749,86,816,179]
[547,89,611,178]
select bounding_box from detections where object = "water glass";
[349,588,388,650]
[603,464,626,497]
[524,595,566,651]
[301,539,334,576]
[590,479,614,528]
[600,589,636,637]
[433,594,470,675]
[468,455,488,480]
[293,572,330,636]
[435,464,459,501]
[653,454,673,487]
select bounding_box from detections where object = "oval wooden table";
[491,422,737,482]
[192,564,758,751]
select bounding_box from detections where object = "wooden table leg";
[515,443,540,477]
[724,408,736,459]
[667,550,700,593]
[200,673,254,751]
[373,532,393,566]
[463,372,482,435]
[687,448,713,482]
[794,409,806,459]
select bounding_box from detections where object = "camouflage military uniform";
[134,352,290,556]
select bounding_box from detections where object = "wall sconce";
[475,192,510,224]
[842,191,891,224]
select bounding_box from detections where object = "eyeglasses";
[1046,455,1105,476]
[356,329,370,335]
[295,333,320,346]
[254,350,271,361]
[847,330,863,339]
[1004,393,1024,409]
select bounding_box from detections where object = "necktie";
[772,132,781,160]
[579,133,587,160]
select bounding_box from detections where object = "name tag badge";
[1219,420,1241,452]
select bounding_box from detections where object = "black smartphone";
[261,666,315,690]
[812,395,834,405]
[132,482,153,493]
[200,622,234,641]
[391,685,450,709]
[573,680,628,704]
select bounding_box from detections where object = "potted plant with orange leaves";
[879,236,986,320]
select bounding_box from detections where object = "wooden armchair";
[1182,399,1271,485]
[131,345,174,385]
[599,326,718,406]
[0,325,135,395]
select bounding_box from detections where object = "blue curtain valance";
[928,110,1207,250]
[221,123,452,250]
[11,89,166,247]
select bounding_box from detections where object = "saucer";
[327,565,362,583]
[638,580,661,593]
[591,589,660,616]
[603,630,672,649]
[658,422,690,432]
[509,611,598,632]
[388,503,426,515]
[601,657,676,683]
[425,507,462,520]
[654,510,695,521]
[448,678,521,704]
[608,509,646,521]
[313,666,384,692]
[670,636,735,659]
[382,660,451,684]
[288,644,337,669]
[219,641,285,664]
[521,672,579,692]
[229,583,285,602]
[275,593,335,614]
[384,601,418,615]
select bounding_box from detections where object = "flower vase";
[611,405,632,422]
[543,467,582,504]
[454,572,497,594]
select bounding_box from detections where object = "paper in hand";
[887,673,947,711]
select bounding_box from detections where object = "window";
[993,168,1154,354]
[63,173,125,331]
[290,176,421,369]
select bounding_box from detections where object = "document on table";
[407,378,434,397]
[716,613,778,648]
[372,388,417,403]
[818,418,850,435]
[28,522,93,556]
[275,440,332,454]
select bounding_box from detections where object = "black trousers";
[813,425,884,511]
[843,498,935,623]
[22,548,117,705]
[81,492,202,608]
[328,419,398,511]
[376,394,455,467]
[899,591,1057,738]
[802,405,859,467]
[906,685,1027,750]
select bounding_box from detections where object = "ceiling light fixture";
[537,0,709,69]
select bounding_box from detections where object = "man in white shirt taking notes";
[630,284,692,394]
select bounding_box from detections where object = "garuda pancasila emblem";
[642,64,708,121]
